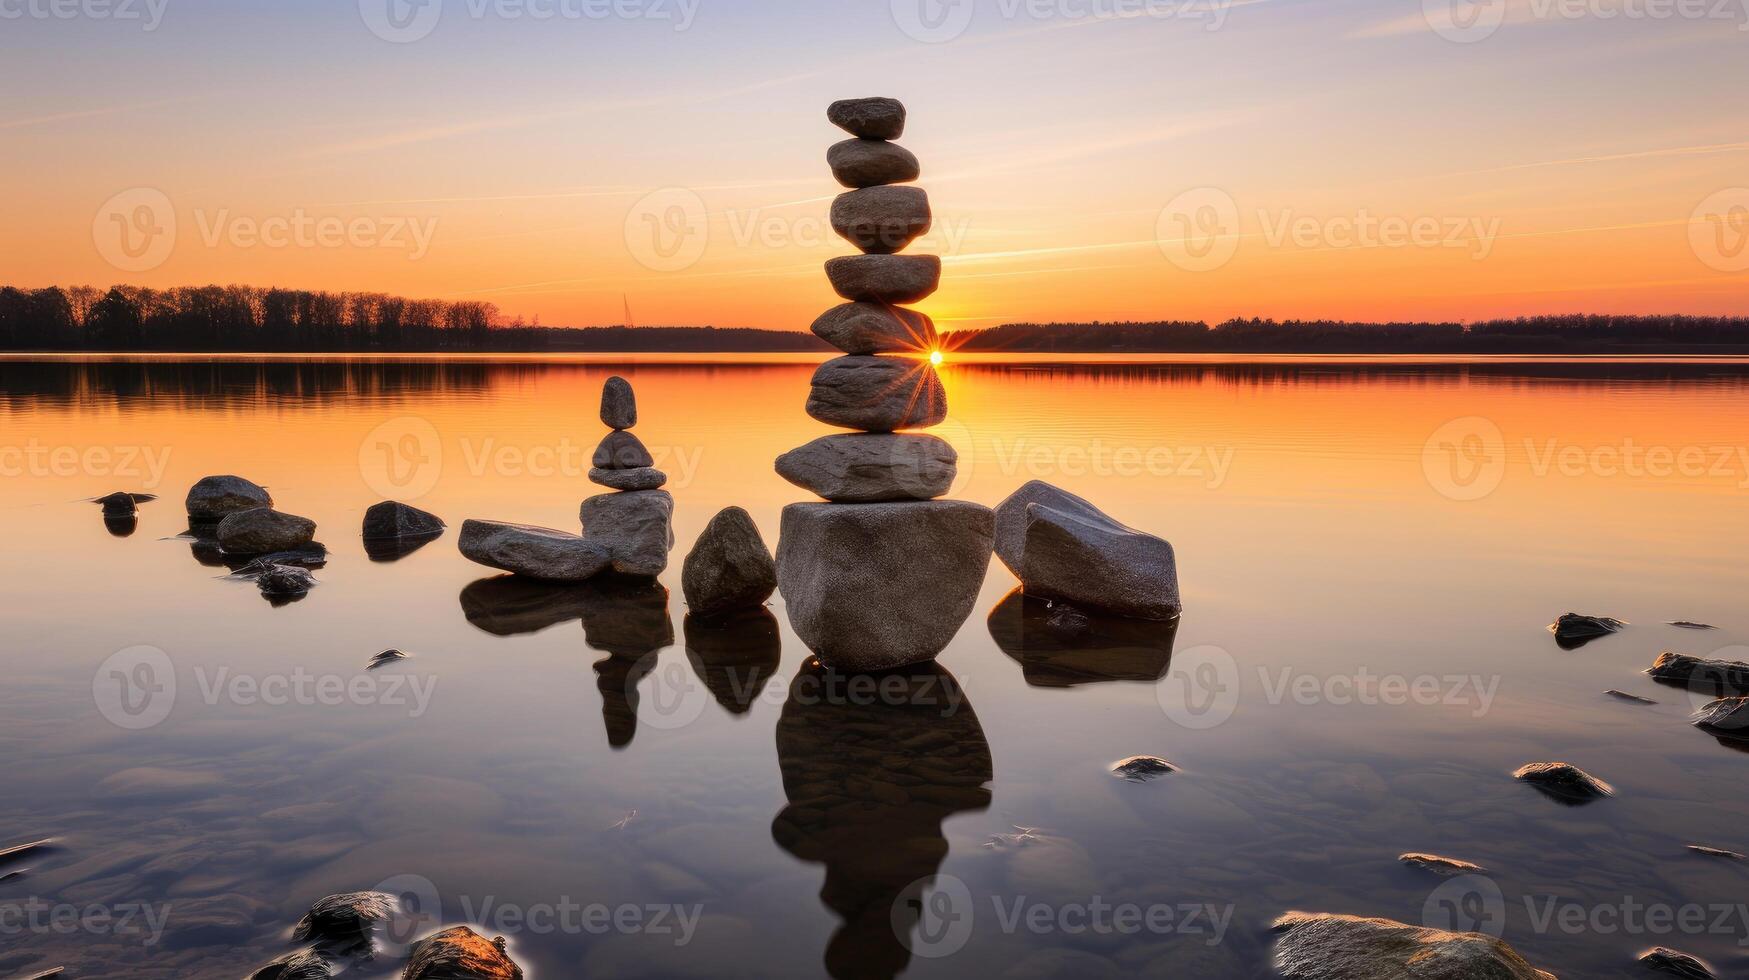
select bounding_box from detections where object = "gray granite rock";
[1272,912,1555,979]
[1647,650,1749,696]
[186,475,272,521]
[362,501,444,541]
[828,138,920,188]
[805,355,947,432]
[1022,501,1180,621]
[1549,611,1624,647]
[580,490,675,577]
[775,433,956,501]
[404,926,523,980]
[1694,696,1749,735]
[811,302,937,354]
[601,376,637,430]
[218,508,317,555]
[682,506,776,620]
[828,97,905,140]
[993,480,1104,578]
[589,467,668,491]
[831,186,931,254]
[776,500,993,671]
[593,430,653,469]
[1513,761,1613,802]
[825,254,941,304]
[458,519,610,582]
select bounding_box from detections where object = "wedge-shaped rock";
[593,430,653,469]
[826,254,941,305]
[776,433,956,502]
[1647,651,1749,697]
[1021,502,1179,621]
[218,508,317,555]
[811,302,937,354]
[588,467,667,491]
[682,506,776,619]
[580,490,674,577]
[459,520,609,582]
[776,500,994,672]
[831,186,931,254]
[600,376,636,430]
[1272,911,1556,980]
[828,97,905,140]
[828,138,920,188]
[187,474,272,522]
[993,480,1102,577]
[362,500,444,541]
[806,356,946,432]
[405,926,523,980]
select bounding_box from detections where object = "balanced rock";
[593,430,653,469]
[831,186,931,254]
[826,254,941,305]
[776,432,956,502]
[580,490,674,577]
[589,467,667,491]
[404,926,523,980]
[682,506,777,619]
[828,138,920,188]
[362,501,444,541]
[1022,502,1180,621]
[600,376,637,430]
[812,302,937,354]
[218,508,317,555]
[187,475,272,522]
[776,500,994,672]
[459,519,609,582]
[1271,911,1555,979]
[1647,650,1749,697]
[828,97,905,140]
[1513,761,1613,802]
[1693,696,1749,735]
[806,355,947,432]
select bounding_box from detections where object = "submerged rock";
[404,926,523,980]
[1693,696,1749,735]
[776,432,957,502]
[1604,689,1657,704]
[362,501,444,541]
[600,376,637,430]
[1639,947,1716,979]
[681,506,776,620]
[458,520,610,582]
[828,138,920,188]
[248,949,333,980]
[1271,911,1555,979]
[776,500,993,672]
[1669,621,1717,630]
[1021,500,1180,621]
[805,355,947,432]
[228,543,329,574]
[986,590,1177,688]
[1549,612,1624,648]
[292,891,398,952]
[95,491,153,516]
[367,650,411,670]
[186,475,272,522]
[1513,761,1613,803]
[1647,651,1749,697]
[828,96,906,140]
[258,564,316,602]
[588,467,667,492]
[1110,756,1175,781]
[579,490,675,577]
[1399,853,1488,877]
[825,254,941,305]
[811,302,937,355]
[1688,844,1746,860]
[831,185,931,254]
[218,508,317,555]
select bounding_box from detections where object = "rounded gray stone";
[825,254,941,305]
[186,475,272,521]
[831,186,931,254]
[580,489,675,577]
[828,138,920,188]
[589,467,668,491]
[805,355,947,432]
[811,302,938,355]
[593,430,654,469]
[458,519,611,582]
[362,500,444,540]
[682,506,777,620]
[828,97,905,140]
[217,508,317,556]
[601,376,637,430]
[775,433,957,502]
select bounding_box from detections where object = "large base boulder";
[218,508,318,556]
[458,520,609,582]
[805,356,947,432]
[776,500,993,672]
[776,433,956,502]
[1272,912,1555,979]
[682,506,777,619]
[580,490,675,577]
[187,475,272,522]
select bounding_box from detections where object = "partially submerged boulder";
[186,475,272,522]
[458,520,610,582]
[1271,911,1555,979]
[257,564,316,603]
[1513,761,1613,803]
[362,501,444,542]
[1639,947,1716,979]
[292,891,398,953]
[95,491,154,516]
[579,490,674,578]
[248,949,333,980]
[1549,612,1624,648]
[218,508,317,556]
[681,507,776,620]
[404,926,522,980]
[1693,696,1749,736]
[1647,651,1749,697]
[995,485,1179,621]
[1110,756,1175,781]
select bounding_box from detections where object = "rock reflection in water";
[683,608,781,715]
[364,533,443,562]
[103,515,139,537]
[460,576,596,637]
[581,576,675,750]
[772,661,991,980]
[987,589,1178,688]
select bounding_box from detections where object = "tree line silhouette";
[2,284,1745,353]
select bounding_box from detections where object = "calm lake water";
[2,355,1747,979]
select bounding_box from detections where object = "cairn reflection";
[772,661,991,980]
[987,589,1179,688]
[582,576,675,750]
[683,608,782,715]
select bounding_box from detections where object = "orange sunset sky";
[3,0,1747,330]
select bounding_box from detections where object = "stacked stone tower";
[773,98,996,674]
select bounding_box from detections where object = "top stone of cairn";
[828,97,905,141]
[601,376,637,430]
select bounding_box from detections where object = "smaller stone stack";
[580,376,675,577]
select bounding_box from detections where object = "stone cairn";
[773,98,996,674]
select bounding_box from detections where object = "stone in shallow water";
[404,926,523,980]
[362,500,444,541]
[1022,501,1180,621]
[1605,689,1657,704]
[811,302,937,355]
[593,430,653,469]
[1687,843,1746,860]
[95,491,153,516]
[589,467,667,491]
[1693,696,1749,736]
[1398,853,1488,877]
[986,589,1178,688]
[827,96,906,140]
[776,500,994,672]
[1110,756,1175,781]
[825,254,941,305]
[600,376,637,430]
[682,506,776,620]
[292,891,397,953]
[458,520,610,582]
[1512,761,1613,803]
[257,564,316,602]
[248,949,333,980]
[776,432,956,502]
[1647,650,1749,697]
[994,481,1102,577]
[828,138,920,188]
[1271,911,1555,979]
[186,474,272,521]
[1639,947,1717,979]
[580,490,675,577]
[219,508,317,555]
[805,356,947,432]
[831,186,931,254]
[1549,611,1624,648]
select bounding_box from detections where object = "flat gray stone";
[825,254,940,305]
[682,506,776,620]
[1022,500,1180,621]
[994,480,1104,578]
[811,302,938,354]
[362,500,444,540]
[805,355,947,432]
[775,433,956,501]
[593,430,654,469]
[458,519,610,582]
[1272,912,1555,979]
[828,138,920,188]
[828,97,905,140]
[217,508,317,555]
[831,186,931,254]
[580,490,675,577]
[601,376,637,430]
[776,500,994,672]
[589,467,667,491]
[186,475,272,521]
